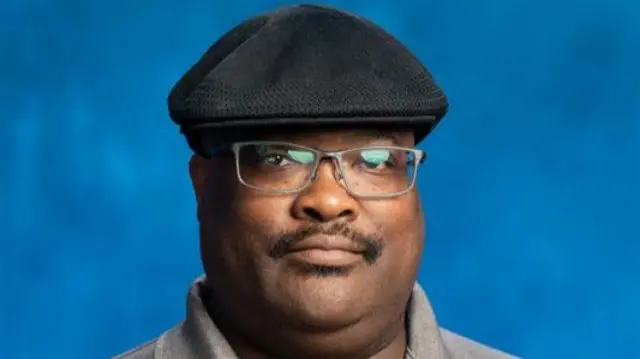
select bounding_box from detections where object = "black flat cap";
[168,4,448,150]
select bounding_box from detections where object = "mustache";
[268,222,384,265]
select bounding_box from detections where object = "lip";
[285,235,364,267]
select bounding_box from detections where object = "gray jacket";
[114,277,518,359]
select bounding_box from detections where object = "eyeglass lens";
[237,143,418,196]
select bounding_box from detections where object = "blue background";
[1,0,638,358]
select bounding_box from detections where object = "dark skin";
[189,127,425,359]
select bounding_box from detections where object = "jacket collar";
[154,276,451,359]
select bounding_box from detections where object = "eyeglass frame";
[208,140,427,199]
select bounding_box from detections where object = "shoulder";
[111,338,158,359]
[440,328,519,359]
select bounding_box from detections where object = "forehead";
[204,126,415,150]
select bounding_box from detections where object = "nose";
[291,160,360,223]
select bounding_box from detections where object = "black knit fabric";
[168,4,448,147]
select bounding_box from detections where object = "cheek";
[204,171,289,227]
[206,186,295,259]
[201,189,294,286]
[369,195,424,273]
[234,192,294,234]
[373,195,423,236]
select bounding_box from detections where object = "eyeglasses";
[210,141,426,198]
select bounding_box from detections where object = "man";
[115,4,517,359]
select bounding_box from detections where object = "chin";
[293,305,364,332]
[275,273,371,331]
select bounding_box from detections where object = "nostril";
[303,207,323,221]
[302,207,354,221]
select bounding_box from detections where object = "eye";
[358,149,394,170]
[256,146,315,167]
[261,154,291,166]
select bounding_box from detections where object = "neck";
[202,285,409,359]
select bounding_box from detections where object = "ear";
[189,154,209,205]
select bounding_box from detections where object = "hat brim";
[180,115,439,145]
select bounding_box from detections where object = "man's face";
[190,127,425,332]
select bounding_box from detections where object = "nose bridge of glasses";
[310,153,344,183]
